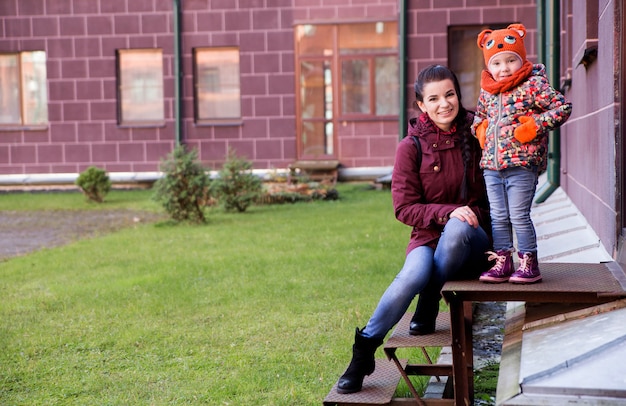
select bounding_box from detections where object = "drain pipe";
[398,0,407,140]
[534,0,561,203]
[173,0,183,146]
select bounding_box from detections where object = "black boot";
[409,290,441,336]
[336,328,383,394]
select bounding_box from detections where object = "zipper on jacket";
[494,93,504,170]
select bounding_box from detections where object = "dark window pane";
[342,59,370,114]
[375,56,399,115]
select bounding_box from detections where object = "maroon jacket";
[392,112,491,255]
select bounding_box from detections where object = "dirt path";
[0,210,164,261]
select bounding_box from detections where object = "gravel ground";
[473,301,506,367]
[0,209,164,261]
[471,301,506,406]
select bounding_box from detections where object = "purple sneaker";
[509,252,542,284]
[479,250,514,283]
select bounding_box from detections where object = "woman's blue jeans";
[483,166,539,254]
[361,218,490,340]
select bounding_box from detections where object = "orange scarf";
[480,60,533,94]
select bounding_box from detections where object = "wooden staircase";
[324,312,454,406]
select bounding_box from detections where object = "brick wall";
[0,0,176,175]
[405,0,537,95]
[0,0,538,177]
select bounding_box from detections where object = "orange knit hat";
[477,23,527,67]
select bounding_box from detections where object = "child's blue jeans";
[483,166,539,254]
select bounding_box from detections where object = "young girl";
[472,24,572,284]
[336,65,491,394]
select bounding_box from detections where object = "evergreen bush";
[152,145,210,223]
[75,166,111,203]
[210,148,262,213]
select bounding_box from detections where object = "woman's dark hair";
[414,64,462,102]
[414,64,475,201]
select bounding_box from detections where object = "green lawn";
[0,184,442,405]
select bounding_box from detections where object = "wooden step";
[384,312,451,352]
[323,358,407,405]
[383,311,454,402]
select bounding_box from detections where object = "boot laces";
[518,253,533,275]
[486,251,507,273]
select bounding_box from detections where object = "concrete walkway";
[497,176,626,405]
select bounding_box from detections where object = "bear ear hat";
[506,23,526,39]
[477,23,527,49]
[477,29,492,49]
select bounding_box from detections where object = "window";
[193,47,241,124]
[0,51,48,127]
[117,49,164,125]
[295,22,398,159]
[338,22,399,118]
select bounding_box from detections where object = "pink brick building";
[0,0,535,178]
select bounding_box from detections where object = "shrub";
[75,166,111,203]
[152,145,210,223]
[210,148,262,212]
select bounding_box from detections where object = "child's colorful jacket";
[471,64,572,171]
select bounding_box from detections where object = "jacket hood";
[531,63,546,78]
[408,113,459,139]
[408,111,472,139]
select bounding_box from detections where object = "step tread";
[323,358,407,405]
[384,312,451,350]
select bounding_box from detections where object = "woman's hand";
[450,206,478,228]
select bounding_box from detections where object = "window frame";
[294,21,398,160]
[338,52,399,119]
[0,50,48,129]
[193,46,242,126]
[116,48,165,127]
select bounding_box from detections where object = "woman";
[336,65,491,394]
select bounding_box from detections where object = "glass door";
[298,59,334,158]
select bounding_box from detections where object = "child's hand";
[475,120,488,149]
[514,116,538,143]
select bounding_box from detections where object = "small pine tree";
[75,166,111,203]
[210,148,262,213]
[152,145,210,223]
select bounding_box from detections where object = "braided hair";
[413,65,475,201]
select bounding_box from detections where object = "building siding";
[0,0,537,177]
[559,0,622,256]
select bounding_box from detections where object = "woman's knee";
[439,220,489,254]
[440,219,474,243]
